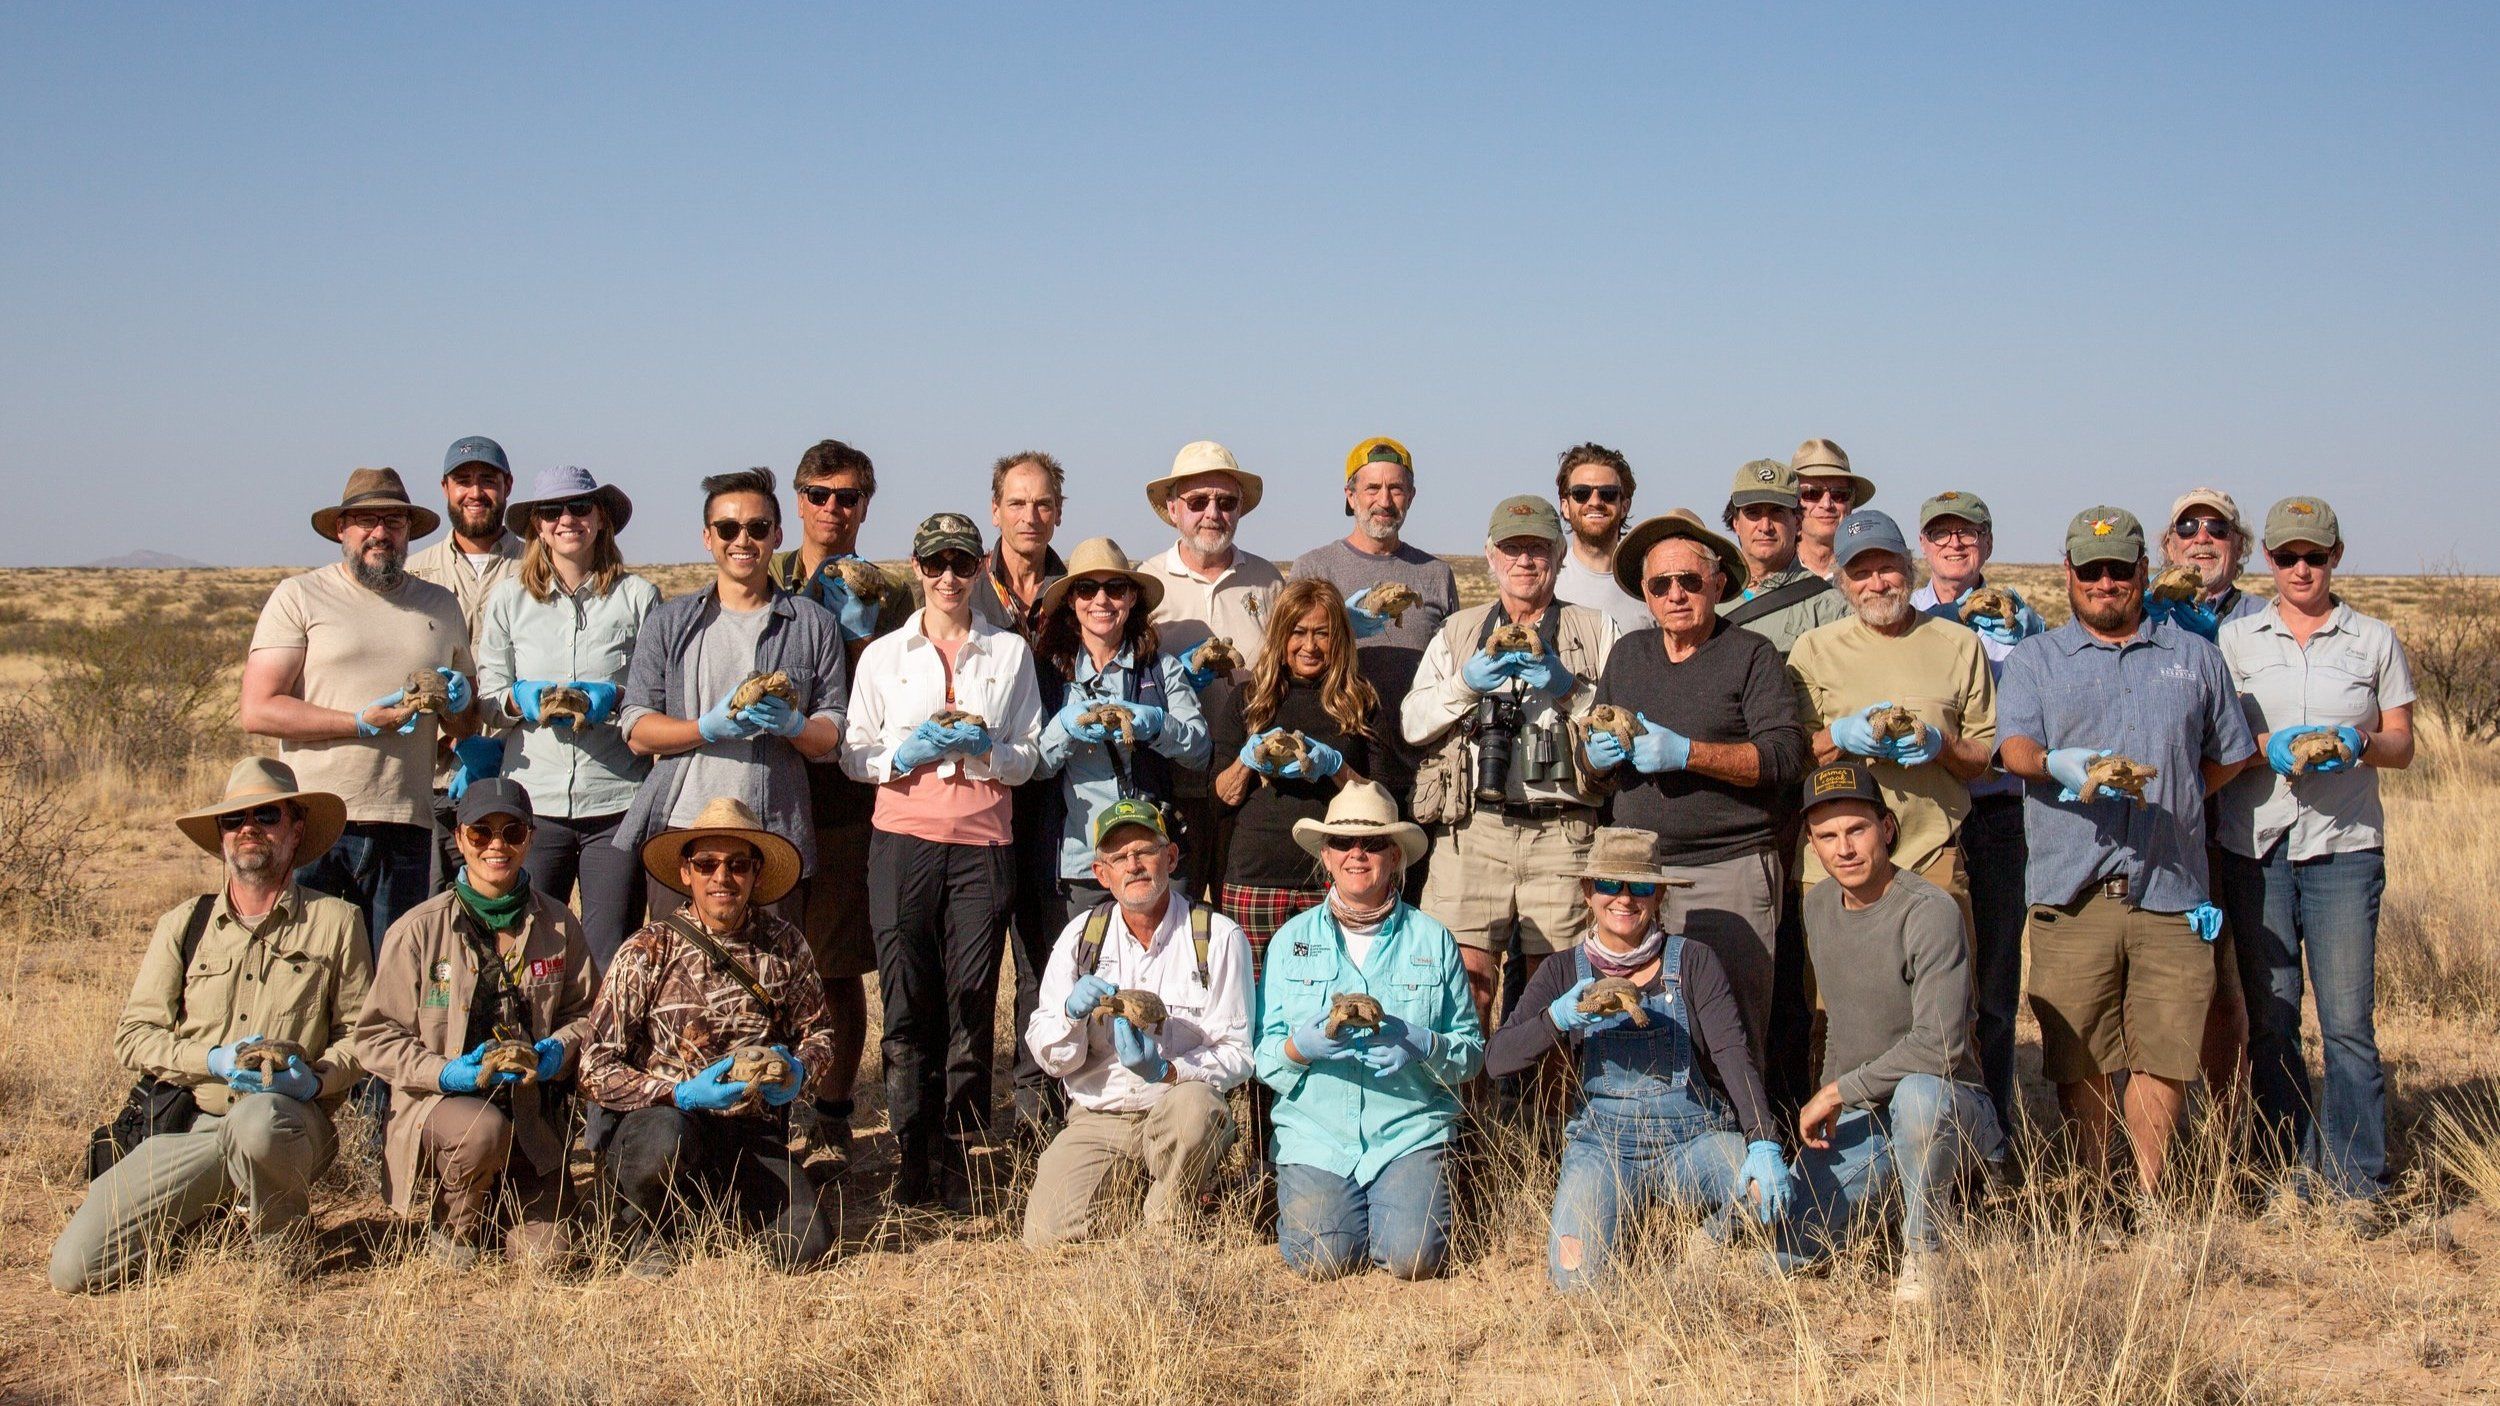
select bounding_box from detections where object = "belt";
[1488,800,1595,820]
[2092,874,2132,902]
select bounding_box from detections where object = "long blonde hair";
[520,521,626,602]
[1243,578,1378,741]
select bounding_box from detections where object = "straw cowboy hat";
[1614,508,1748,598]
[639,797,803,905]
[1571,827,1692,887]
[504,463,635,539]
[311,466,442,542]
[1145,441,1265,525]
[1789,437,1877,509]
[1291,780,1428,869]
[175,757,347,860]
[1037,537,1165,620]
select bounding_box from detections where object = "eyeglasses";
[1797,485,1853,506]
[1590,878,1660,898]
[1069,578,1136,603]
[708,518,776,542]
[460,821,532,847]
[1565,485,1624,505]
[2270,548,2332,569]
[1644,571,1710,597]
[1922,524,1983,544]
[534,499,597,521]
[2071,560,2136,583]
[339,510,411,532]
[917,552,981,579]
[1325,835,1394,855]
[686,854,761,878]
[217,804,291,832]
[2174,515,2234,541]
[800,485,867,510]
[1175,491,1241,516]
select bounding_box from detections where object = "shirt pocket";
[255,946,335,1039]
[1269,945,1340,1025]
[1385,954,1443,1024]
[2299,651,2380,726]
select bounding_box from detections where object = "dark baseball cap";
[1833,510,1912,569]
[1800,759,1884,816]
[454,777,534,828]
[443,436,511,478]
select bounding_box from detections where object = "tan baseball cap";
[1726,459,1798,511]
[2262,495,2341,551]
[1790,437,1876,508]
[2165,487,2253,554]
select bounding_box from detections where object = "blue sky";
[2,4,2492,571]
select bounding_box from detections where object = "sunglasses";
[2174,515,2234,541]
[1644,571,1710,597]
[2270,548,2332,569]
[1565,484,1624,505]
[1797,485,1853,505]
[534,498,598,521]
[686,853,760,878]
[1590,878,1661,898]
[1325,835,1394,855]
[2071,560,2136,583]
[1069,578,1136,603]
[708,517,776,542]
[917,552,981,579]
[216,804,292,832]
[1176,492,1241,515]
[460,820,532,847]
[800,485,867,510]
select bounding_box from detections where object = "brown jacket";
[354,888,598,1213]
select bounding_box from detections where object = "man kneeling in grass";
[1021,800,1252,1247]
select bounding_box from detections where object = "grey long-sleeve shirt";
[1804,870,1983,1107]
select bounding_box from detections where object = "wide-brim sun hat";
[506,464,634,539]
[1614,509,1747,598]
[1790,437,1877,508]
[640,796,803,905]
[1290,779,1427,869]
[1146,441,1265,524]
[312,466,442,542]
[1572,826,1692,886]
[1036,537,1165,620]
[175,757,347,860]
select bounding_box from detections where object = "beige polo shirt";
[1787,612,1998,880]
[1141,542,1285,673]
[249,563,474,825]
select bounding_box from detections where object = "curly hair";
[1241,578,1379,742]
[1554,442,1635,501]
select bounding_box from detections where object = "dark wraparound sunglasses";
[1325,835,1394,854]
[2271,548,2332,568]
[800,485,867,510]
[2174,516,2234,541]
[461,821,533,847]
[217,804,293,832]
[2072,561,2136,583]
[1644,571,1709,597]
[709,518,776,542]
[534,499,597,521]
[1565,485,1624,504]
[687,854,760,878]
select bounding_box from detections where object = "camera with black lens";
[1471,690,1524,803]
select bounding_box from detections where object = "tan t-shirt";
[249,563,474,825]
[1787,612,1997,879]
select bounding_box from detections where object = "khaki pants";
[1422,808,1599,956]
[1021,1082,1234,1248]
[421,1096,569,1256]
[50,1094,337,1294]
[2026,887,2213,1084]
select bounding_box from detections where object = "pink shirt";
[872,635,1013,845]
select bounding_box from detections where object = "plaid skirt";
[1218,883,1328,969]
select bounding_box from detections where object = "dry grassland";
[0,564,2496,1404]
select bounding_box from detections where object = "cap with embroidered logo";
[1726,459,1799,511]
[2064,505,2145,567]
[1485,494,1563,545]
[1092,797,1171,850]
[1833,509,1911,569]
[2262,495,2341,551]
[1917,490,1992,531]
[1800,759,1887,817]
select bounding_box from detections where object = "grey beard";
[1357,515,1402,546]
[1854,590,1913,630]
[229,847,284,881]
[349,545,407,592]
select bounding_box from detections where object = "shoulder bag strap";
[1722,573,1832,629]
[663,911,776,1017]
[169,895,216,1024]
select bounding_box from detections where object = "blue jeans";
[295,821,433,957]
[1784,1074,2001,1262]
[1276,1145,1451,1280]
[1960,797,2028,1129]
[1549,1117,1747,1291]
[2216,844,2389,1201]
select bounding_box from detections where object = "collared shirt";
[2215,599,2415,861]
[579,907,836,1112]
[1787,612,1998,877]
[840,609,1044,787]
[1402,600,1619,807]
[408,531,526,641]
[1554,550,1654,636]
[1141,542,1285,672]
[1036,645,1211,879]
[114,883,372,1115]
[1254,900,1485,1185]
[475,573,660,819]
[769,548,906,830]
[971,545,1067,639]
[1720,565,1853,656]
[1913,576,2045,799]
[613,585,850,874]
[1997,616,2257,911]
[1023,893,1255,1112]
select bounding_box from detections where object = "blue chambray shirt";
[1913,576,2047,800]
[1034,646,1211,881]
[1254,899,1484,1186]
[1996,614,2256,913]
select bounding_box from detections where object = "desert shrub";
[42,610,234,773]
[2403,560,2500,743]
[0,699,105,933]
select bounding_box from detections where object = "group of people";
[52,431,2411,1306]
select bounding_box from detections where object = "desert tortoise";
[1361,581,1422,625]
[1089,988,1170,1033]
[2082,754,2159,804]
[728,670,798,712]
[1576,976,1652,1027]
[1323,992,1386,1040]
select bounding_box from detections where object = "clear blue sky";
[2,4,2492,571]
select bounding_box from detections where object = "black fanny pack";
[85,896,213,1181]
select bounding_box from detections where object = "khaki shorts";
[1420,807,1596,955]
[800,821,879,981]
[2024,886,2213,1084]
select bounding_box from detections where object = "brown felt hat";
[640,796,803,905]
[311,466,441,542]
[174,757,347,860]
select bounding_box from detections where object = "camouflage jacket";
[579,907,835,1112]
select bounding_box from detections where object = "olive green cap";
[2262,496,2340,551]
[1917,490,1991,531]
[2064,505,2145,567]
[1726,459,1798,511]
[1486,494,1563,545]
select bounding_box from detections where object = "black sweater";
[1594,619,1807,864]
[1209,677,1376,889]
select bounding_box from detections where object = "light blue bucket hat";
[505,464,634,538]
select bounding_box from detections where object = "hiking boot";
[425,1229,482,1272]
[1893,1250,1944,1306]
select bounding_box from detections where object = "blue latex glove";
[1458,650,1511,695]
[438,1040,494,1095]
[434,668,474,715]
[739,695,808,738]
[1887,725,1945,768]
[1629,712,1692,774]
[2267,724,2367,777]
[205,1038,248,1085]
[1546,976,1629,1036]
[816,560,882,639]
[1122,701,1167,744]
[570,680,621,726]
[446,736,504,801]
[1057,697,1112,745]
[1583,728,1629,772]
[261,1056,320,1103]
[1511,652,1573,697]
[510,680,560,724]
[2046,746,2117,803]
[891,720,950,773]
[1344,588,1391,640]
[1289,1013,1360,1064]
[356,688,413,737]
[759,1044,805,1107]
[1286,736,1344,780]
[1238,730,1284,776]
[697,688,765,744]
[942,719,993,758]
[532,1037,567,1082]
[2184,902,2224,944]
[1967,589,2039,646]
[672,1057,750,1114]
[1179,641,1227,693]
[1109,1017,1172,1083]
[2147,593,2222,641]
[1740,1139,1794,1223]
[1829,702,1895,760]
[1354,1013,1436,1080]
[1063,973,1116,1020]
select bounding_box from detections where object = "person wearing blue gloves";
[2150,487,2271,642]
[1483,828,1788,1292]
[408,435,529,896]
[1256,782,1484,1280]
[477,464,659,969]
[354,779,599,1268]
[51,759,371,1293]
[581,798,837,1275]
[1786,763,2006,1306]
[1997,506,2255,1204]
[2215,497,2416,1213]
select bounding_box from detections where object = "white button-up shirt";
[1142,542,1285,672]
[1023,891,1254,1112]
[2215,600,2415,862]
[838,610,1044,786]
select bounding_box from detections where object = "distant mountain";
[81,550,212,569]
